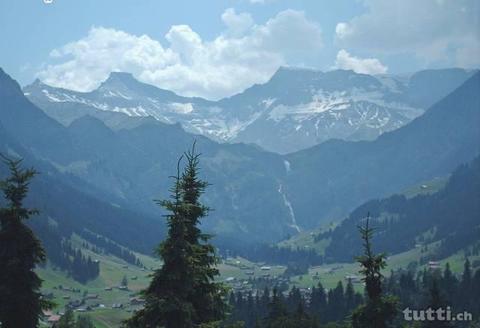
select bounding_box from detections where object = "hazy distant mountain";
[0,89,165,255]
[2,68,479,247]
[1,68,294,245]
[284,71,480,228]
[24,67,475,154]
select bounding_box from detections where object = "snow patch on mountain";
[168,102,194,114]
[25,68,458,154]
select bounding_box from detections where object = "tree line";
[223,244,324,268]
[78,230,144,268]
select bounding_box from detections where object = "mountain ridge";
[284,71,480,228]
[2,67,479,246]
[24,67,476,154]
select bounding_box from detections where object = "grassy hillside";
[37,235,288,327]
[277,223,336,255]
[37,236,160,327]
[277,174,449,255]
[288,241,480,291]
[401,176,448,198]
[38,231,479,327]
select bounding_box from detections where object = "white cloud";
[335,23,352,39]
[37,9,322,100]
[221,8,254,37]
[334,49,387,75]
[335,0,480,67]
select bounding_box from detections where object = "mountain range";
[1,67,479,253]
[24,67,476,154]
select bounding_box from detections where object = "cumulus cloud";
[334,49,387,75]
[37,9,322,100]
[335,0,480,67]
[221,8,254,37]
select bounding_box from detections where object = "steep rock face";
[24,67,475,154]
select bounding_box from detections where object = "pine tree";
[459,258,472,311]
[327,281,345,321]
[422,279,450,328]
[180,144,226,323]
[345,279,357,314]
[287,286,302,312]
[441,263,457,303]
[75,315,95,328]
[125,144,225,327]
[246,291,256,327]
[264,288,288,328]
[309,282,327,322]
[351,215,398,328]
[0,156,52,328]
[121,275,128,287]
[125,155,196,328]
[57,309,76,328]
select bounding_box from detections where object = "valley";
[1,66,479,327]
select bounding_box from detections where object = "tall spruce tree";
[57,309,76,328]
[180,144,226,323]
[459,258,473,311]
[309,282,327,322]
[0,156,51,328]
[351,215,398,328]
[422,279,450,328]
[264,288,288,328]
[125,144,225,328]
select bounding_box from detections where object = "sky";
[1,0,479,100]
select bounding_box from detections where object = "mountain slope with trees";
[285,71,480,228]
[320,156,480,263]
[1,68,479,248]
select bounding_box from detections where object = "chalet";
[130,297,145,306]
[345,274,361,283]
[42,292,54,300]
[428,261,441,270]
[48,314,61,325]
[260,266,271,271]
[85,293,99,300]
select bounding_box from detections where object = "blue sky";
[1,0,478,99]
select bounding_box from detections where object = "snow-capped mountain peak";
[23,68,476,154]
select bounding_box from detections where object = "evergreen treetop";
[351,214,398,328]
[0,155,52,328]
[125,144,225,328]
